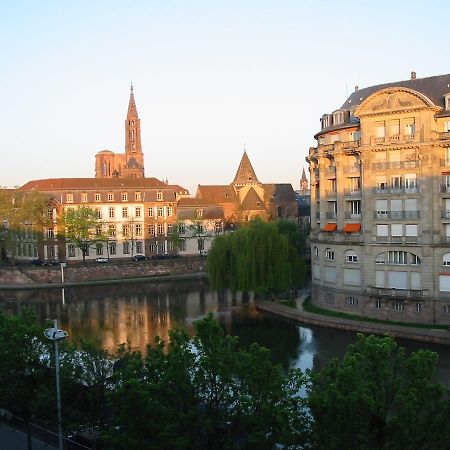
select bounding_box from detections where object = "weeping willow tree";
[208,218,306,295]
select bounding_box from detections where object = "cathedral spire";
[125,85,142,156]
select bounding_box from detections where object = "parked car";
[95,257,109,263]
[48,259,63,266]
[132,255,149,261]
[31,259,47,266]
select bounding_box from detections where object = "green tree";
[0,308,51,450]
[208,218,306,295]
[308,334,450,450]
[0,189,53,263]
[62,206,107,263]
[105,313,310,450]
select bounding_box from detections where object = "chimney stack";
[411,71,416,80]
[355,85,359,92]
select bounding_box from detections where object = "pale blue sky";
[1,0,449,194]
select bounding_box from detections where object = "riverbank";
[256,291,450,346]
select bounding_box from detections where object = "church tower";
[95,84,145,178]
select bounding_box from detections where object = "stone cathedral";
[95,85,145,178]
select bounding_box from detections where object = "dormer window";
[322,114,332,129]
[333,111,344,125]
[445,94,450,110]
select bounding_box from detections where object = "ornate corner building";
[95,84,145,179]
[307,72,450,324]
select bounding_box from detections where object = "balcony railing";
[366,287,427,298]
[343,188,361,196]
[372,135,415,145]
[342,140,360,149]
[439,131,450,140]
[442,210,450,219]
[343,164,360,174]
[373,186,420,195]
[373,211,420,219]
[345,212,361,219]
[371,161,419,170]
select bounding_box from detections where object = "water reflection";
[1,281,450,384]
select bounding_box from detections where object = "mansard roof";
[196,185,238,203]
[232,151,260,185]
[20,177,179,191]
[342,73,450,111]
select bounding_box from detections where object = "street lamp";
[44,319,68,450]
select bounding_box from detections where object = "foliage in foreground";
[207,218,307,295]
[1,308,450,450]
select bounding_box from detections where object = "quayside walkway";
[256,290,450,346]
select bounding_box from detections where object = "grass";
[302,296,450,331]
[279,300,297,309]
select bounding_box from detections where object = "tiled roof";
[177,198,219,207]
[232,151,260,185]
[240,187,265,210]
[196,185,238,203]
[20,177,174,191]
[263,183,297,202]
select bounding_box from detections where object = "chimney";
[355,85,359,92]
[411,71,416,80]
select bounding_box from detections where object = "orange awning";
[343,223,361,233]
[322,223,337,232]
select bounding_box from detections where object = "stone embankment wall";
[0,257,207,286]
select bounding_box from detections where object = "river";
[1,279,450,383]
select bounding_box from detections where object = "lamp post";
[60,262,66,304]
[44,319,68,450]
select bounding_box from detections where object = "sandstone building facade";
[307,72,450,324]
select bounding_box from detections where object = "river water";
[1,279,450,383]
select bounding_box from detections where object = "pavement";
[0,422,57,450]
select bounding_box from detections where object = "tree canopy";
[207,218,306,295]
[62,206,107,263]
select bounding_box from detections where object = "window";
[322,114,331,128]
[325,248,335,261]
[376,199,388,216]
[325,293,334,304]
[393,300,404,311]
[198,240,204,251]
[376,224,389,237]
[387,251,408,264]
[350,200,361,215]
[136,242,143,253]
[149,243,156,253]
[157,223,164,235]
[215,222,222,234]
[95,193,101,202]
[47,228,54,238]
[109,242,116,255]
[81,193,87,203]
[346,296,358,306]
[135,192,141,201]
[135,224,142,236]
[391,175,402,190]
[405,174,417,190]
[95,226,102,236]
[96,208,102,219]
[333,111,344,125]
[416,302,422,312]
[148,207,154,217]
[178,223,186,234]
[157,191,163,201]
[68,244,75,257]
[445,121,450,132]
[375,299,382,309]
[443,253,450,266]
[179,241,186,251]
[96,243,103,256]
[122,207,128,218]
[345,250,358,263]
[121,193,128,202]
[376,176,387,190]
[158,243,165,253]
[148,224,155,235]
[66,194,73,203]
[445,94,450,110]
[109,224,116,237]
[404,119,415,136]
[135,207,141,218]
[123,242,130,254]
[197,208,203,218]
[313,246,319,258]
[167,224,173,234]
[167,206,173,217]
[375,121,385,138]
[108,193,114,202]
[157,207,163,217]
[109,207,115,218]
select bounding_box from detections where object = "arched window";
[322,114,332,129]
[333,110,344,125]
[443,253,450,266]
[313,246,319,258]
[345,250,358,263]
[375,251,421,265]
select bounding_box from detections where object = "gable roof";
[232,151,260,185]
[240,187,265,211]
[196,185,238,203]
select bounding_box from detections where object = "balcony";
[374,211,420,220]
[373,186,420,195]
[344,188,361,196]
[366,286,427,298]
[344,212,361,219]
[343,164,360,174]
[372,135,416,145]
[371,161,419,170]
[440,185,450,193]
[442,210,450,219]
[342,140,360,150]
[439,131,450,140]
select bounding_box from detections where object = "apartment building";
[307,72,450,324]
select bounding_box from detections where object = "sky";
[1,0,449,195]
